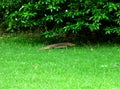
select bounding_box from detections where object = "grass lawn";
[0,36,120,89]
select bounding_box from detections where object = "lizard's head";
[67,42,75,46]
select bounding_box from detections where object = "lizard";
[39,42,75,50]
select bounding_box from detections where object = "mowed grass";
[0,36,120,89]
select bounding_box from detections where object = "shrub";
[0,0,120,37]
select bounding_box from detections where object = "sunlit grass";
[0,35,120,89]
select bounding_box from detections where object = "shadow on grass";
[1,32,120,47]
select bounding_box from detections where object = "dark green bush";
[0,0,120,37]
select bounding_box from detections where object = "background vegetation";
[0,0,120,40]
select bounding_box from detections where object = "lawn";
[0,36,120,89]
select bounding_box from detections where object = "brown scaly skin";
[39,42,75,50]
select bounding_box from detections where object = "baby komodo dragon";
[39,42,75,50]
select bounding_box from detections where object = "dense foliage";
[0,0,120,37]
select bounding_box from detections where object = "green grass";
[0,36,120,89]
